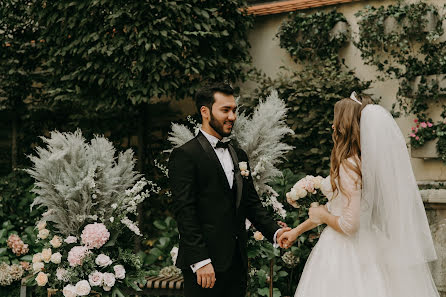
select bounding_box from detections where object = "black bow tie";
[215,141,230,149]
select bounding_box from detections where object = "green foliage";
[247,61,370,176]
[246,169,327,296]
[144,216,179,274]
[0,169,41,232]
[277,10,349,62]
[0,0,46,113]
[355,1,446,116]
[0,0,252,173]
[436,122,446,162]
[0,285,21,297]
[32,0,253,105]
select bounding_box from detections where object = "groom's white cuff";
[273,228,281,248]
[191,229,282,272]
[191,258,211,273]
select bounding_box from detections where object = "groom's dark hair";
[195,82,234,118]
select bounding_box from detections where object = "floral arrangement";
[0,231,33,291]
[30,185,149,296]
[25,130,160,296]
[286,175,329,208]
[409,118,436,148]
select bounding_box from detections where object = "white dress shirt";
[190,129,280,273]
[200,129,234,188]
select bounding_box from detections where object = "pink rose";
[63,284,77,297]
[415,136,420,140]
[428,122,433,127]
[95,254,112,267]
[75,280,91,296]
[410,133,416,138]
[420,122,427,128]
[113,265,126,280]
[102,272,116,289]
[89,271,103,287]
[414,119,418,123]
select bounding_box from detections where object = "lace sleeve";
[337,162,361,236]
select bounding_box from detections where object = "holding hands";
[278,204,329,249]
[278,228,300,248]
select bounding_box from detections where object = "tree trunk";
[11,111,17,170]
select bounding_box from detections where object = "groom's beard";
[209,111,233,138]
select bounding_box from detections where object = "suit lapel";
[196,132,231,191]
[228,144,243,209]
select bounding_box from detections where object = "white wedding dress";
[294,105,440,297]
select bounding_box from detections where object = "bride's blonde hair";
[330,94,372,198]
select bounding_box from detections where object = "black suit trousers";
[182,240,247,297]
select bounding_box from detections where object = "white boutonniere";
[239,162,249,179]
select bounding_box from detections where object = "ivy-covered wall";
[245,0,446,181]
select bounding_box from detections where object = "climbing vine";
[277,10,350,62]
[355,1,446,116]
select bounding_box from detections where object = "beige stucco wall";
[245,0,446,181]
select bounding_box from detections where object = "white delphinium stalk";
[121,216,142,236]
[26,130,141,235]
[154,159,169,177]
[119,178,160,215]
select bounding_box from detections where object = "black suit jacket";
[168,132,279,272]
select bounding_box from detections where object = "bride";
[278,93,440,297]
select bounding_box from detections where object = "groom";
[168,82,289,297]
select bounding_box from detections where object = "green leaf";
[0,248,7,256]
[112,288,125,297]
[153,220,166,230]
[20,255,33,262]
[257,287,270,296]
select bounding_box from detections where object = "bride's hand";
[278,229,299,249]
[308,205,328,224]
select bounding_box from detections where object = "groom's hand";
[276,227,291,240]
[278,229,298,249]
[196,263,216,289]
[275,227,291,248]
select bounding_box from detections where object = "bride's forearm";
[296,218,319,235]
